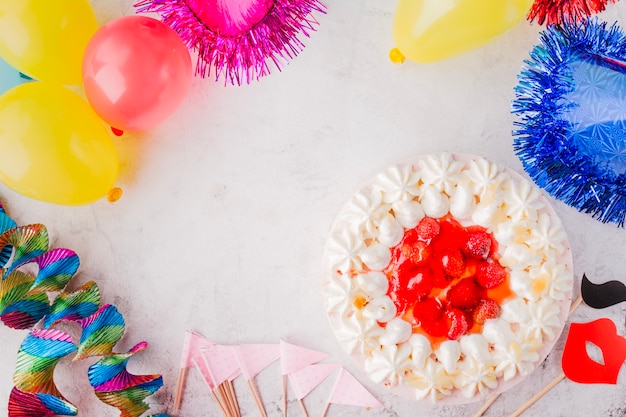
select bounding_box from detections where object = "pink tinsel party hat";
[134,0,326,85]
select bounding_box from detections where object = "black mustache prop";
[581,274,626,309]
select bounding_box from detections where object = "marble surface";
[0,1,625,416]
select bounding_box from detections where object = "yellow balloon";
[393,0,533,63]
[0,0,98,84]
[0,82,119,205]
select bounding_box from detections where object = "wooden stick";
[509,373,566,417]
[319,402,331,417]
[298,398,309,417]
[211,389,232,417]
[225,380,240,417]
[472,394,499,417]
[217,383,235,417]
[173,367,188,414]
[473,295,583,417]
[247,379,267,417]
[282,374,288,417]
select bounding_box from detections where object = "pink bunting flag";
[280,340,330,375]
[192,356,216,390]
[326,367,382,408]
[289,362,340,400]
[180,330,213,368]
[234,344,281,380]
[201,344,241,386]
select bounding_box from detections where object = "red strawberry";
[413,297,443,323]
[401,240,432,265]
[473,298,501,324]
[446,308,472,340]
[420,316,449,338]
[406,268,433,301]
[476,260,507,289]
[416,217,440,242]
[388,267,433,313]
[464,231,492,260]
[439,248,465,278]
[430,266,448,288]
[446,279,482,310]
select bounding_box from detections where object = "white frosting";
[409,334,432,368]
[359,243,391,271]
[420,186,450,218]
[363,296,397,323]
[436,341,461,374]
[376,213,405,247]
[323,153,572,402]
[419,153,464,195]
[353,271,388,297]
[391,199,424,229]
[324,228,364,273]
[449,182,476,220]
[379,317,413,346]
[375,164,421,203]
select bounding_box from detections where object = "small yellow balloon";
[0,82,119,205]
[393,0,533,63]
[0,0,98,84]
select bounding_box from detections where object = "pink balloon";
[82,16,192,131]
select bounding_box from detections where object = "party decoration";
[75,304,125,361]
[134,0,326,85]
[199,346,242,417]
[0,202,167,416]
[320,367,382,417]
[82,15,192,131]
[43,281,101,328]
[0,0,98,84]
[0,270,50,329]
[581,273,626,308]
[289,362,339,399]
[234,344,280,417]
[562,319,626,383]
[30,249,80,293]
[174,330,214,413]
[8,388,78,417]
[0,82,119,205]
[391,0,533,63]
[512,19,626,226]
[88,341,165,417]
[527,0,618,26]
[0,58,29,95]
[13,329,77,396]
[234,344,281,381]
[280,340,329,416]
[0,224,49,275]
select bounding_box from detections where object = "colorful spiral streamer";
[0,201,168,416]
[8,387,78,417]
[75,304,125,361]
[89,341,165,417]
[13,329,77,396]
[43,281,101,328]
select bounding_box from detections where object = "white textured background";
[0,1,625,416]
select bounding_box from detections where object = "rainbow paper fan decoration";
[512,18,626,226]
[0,202,168,417]
[134,0,326,85]
[527,0,618,25]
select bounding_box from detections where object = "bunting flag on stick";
[174,330,213,413]
[290,363,340,417]
[289,363,340,400]
[233,344,280,417]
[320,367,382,417]
[202,345,242,417]
[280,340,329,417]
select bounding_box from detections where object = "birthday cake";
[322,153,573,402]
